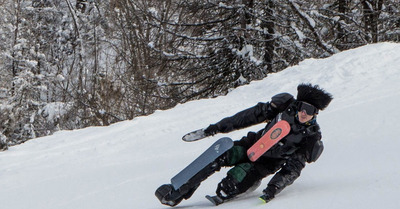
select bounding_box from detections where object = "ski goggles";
[299,102,319,115]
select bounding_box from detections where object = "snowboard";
[171,137,234,190]
[205,195,225,206]
[205,178,261,205]
[182,128,208,142]
[247,120,291,162]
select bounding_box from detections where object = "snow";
[1,42,400,209]
[40,102,72,122]
[234,44,263,65]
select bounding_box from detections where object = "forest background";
[0,0,399,149]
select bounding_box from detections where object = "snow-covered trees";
[0,0,399,146]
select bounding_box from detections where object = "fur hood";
[296,83,333,110]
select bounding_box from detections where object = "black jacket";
[211,93,323,195]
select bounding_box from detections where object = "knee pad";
[224,146,246,165]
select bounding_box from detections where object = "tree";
[0,0,399,146]
[361,0,383,43]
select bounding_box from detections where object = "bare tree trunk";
[263,0,275,72]
[336,0,348,50]
[11,0,22,96]
[361,0,383,43]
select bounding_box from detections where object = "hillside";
[1,43,400,209]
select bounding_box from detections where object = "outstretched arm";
[204,93,294,135]
[206,102,271,134]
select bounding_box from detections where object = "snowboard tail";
[182,128,208,142]
[205,195,225,206]
[156,137,234,207]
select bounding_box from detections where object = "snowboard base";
[171,137,233,189]
[247,120,291,162]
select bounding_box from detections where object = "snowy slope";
[1,43,400,209]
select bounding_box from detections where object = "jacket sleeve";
[212,93,294,133]
[213,102,271,133]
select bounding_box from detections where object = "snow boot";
[155,184,184,207]
[155,154,228,206]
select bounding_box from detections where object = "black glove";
[259,186,277,203]
[204,124,219,136]
[259,193,274,203]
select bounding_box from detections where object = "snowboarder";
[156,83,333,206]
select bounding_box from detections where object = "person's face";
[297,102,318,123]
[298,110,314,123]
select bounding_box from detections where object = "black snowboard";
[171,137,233,189]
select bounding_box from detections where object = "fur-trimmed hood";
[297,83,333,110]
